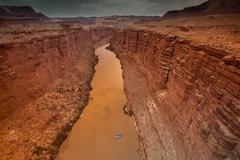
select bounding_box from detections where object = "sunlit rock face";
[0,26,99,159]
[0,29,92,120]
[110,29,240,160]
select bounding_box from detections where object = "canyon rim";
[0,0,240,160]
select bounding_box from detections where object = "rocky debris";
[0,74,95,160]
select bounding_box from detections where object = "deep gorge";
[0,25,239,160]
[57,44,139,160]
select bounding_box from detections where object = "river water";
[57,44,139,160]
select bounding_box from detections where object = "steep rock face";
[0,29,92,121]
[0,24,115,160]
[110,29,240,160]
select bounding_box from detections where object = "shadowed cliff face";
[110,29,240,160]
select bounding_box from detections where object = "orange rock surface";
[110,23,240,159]
[0,25,98,159]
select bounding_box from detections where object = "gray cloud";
[0,0,206,17]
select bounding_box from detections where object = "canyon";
[0,1,240,160]
[57,45,139,160]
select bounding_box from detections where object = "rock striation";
[0,28,92,120]
[0,25,98,159]
[110,29,240,160]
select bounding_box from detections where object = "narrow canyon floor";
[57,45,139,160]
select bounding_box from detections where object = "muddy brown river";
[57,44,139,160]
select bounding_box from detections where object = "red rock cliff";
[0,28,93,121]
[110,29,240,160]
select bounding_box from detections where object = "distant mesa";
[163,0,240,18]
[0,5,48,20]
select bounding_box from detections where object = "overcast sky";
[0,0,206,17]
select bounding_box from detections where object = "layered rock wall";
[0,27,101,159]
[0,29,92,120]
[110,29,240,160]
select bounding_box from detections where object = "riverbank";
[57,44,139,160]
[116,55,187,160]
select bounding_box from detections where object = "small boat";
[114,133,122,140]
